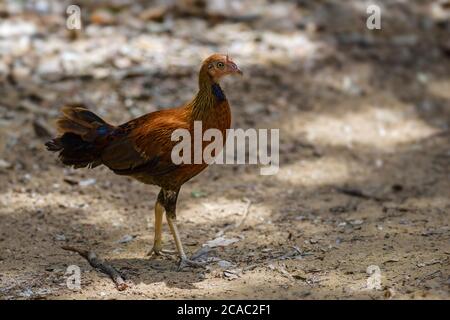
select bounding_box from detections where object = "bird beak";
[227,61,243,76]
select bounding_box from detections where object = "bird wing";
[100,109,189,176]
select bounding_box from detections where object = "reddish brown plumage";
[46,54,241,268]
[46,54,242,268]
[46,54,236,189]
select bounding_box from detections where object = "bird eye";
[217,62,225,68]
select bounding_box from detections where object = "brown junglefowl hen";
[46,54,242,269]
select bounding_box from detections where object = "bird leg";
[166,214,205,270]
[147,195,174,258]
[162,188,205,270]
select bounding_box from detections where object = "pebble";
[79,179,96,187]
[54,234,66,241]
[116,234,136,244]
[0,159,12,169]
[217,260,234,269]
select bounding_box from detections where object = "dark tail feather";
[46,106,114,168]
[45,139,63,152]
[61,106,106,129]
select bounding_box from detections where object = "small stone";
[54,234,66,241]
[350,219,364,226]
[19,288,33,298]
[217,260,234,269]
[79,178,96,187]
[416,72,429,84]
[0,159,12,169]
[116,235,136,244]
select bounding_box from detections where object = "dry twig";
[61,246,128,291]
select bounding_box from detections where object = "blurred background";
[0,0,449,299]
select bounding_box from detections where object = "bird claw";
[147,247,176,258]
[177,257,207,271]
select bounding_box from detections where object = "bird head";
[202,54,243,83]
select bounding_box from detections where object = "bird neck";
[187,69,227,121]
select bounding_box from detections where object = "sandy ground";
[0,1,449,299]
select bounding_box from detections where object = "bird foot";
[147,247,176,259]
[177,257,207,271]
